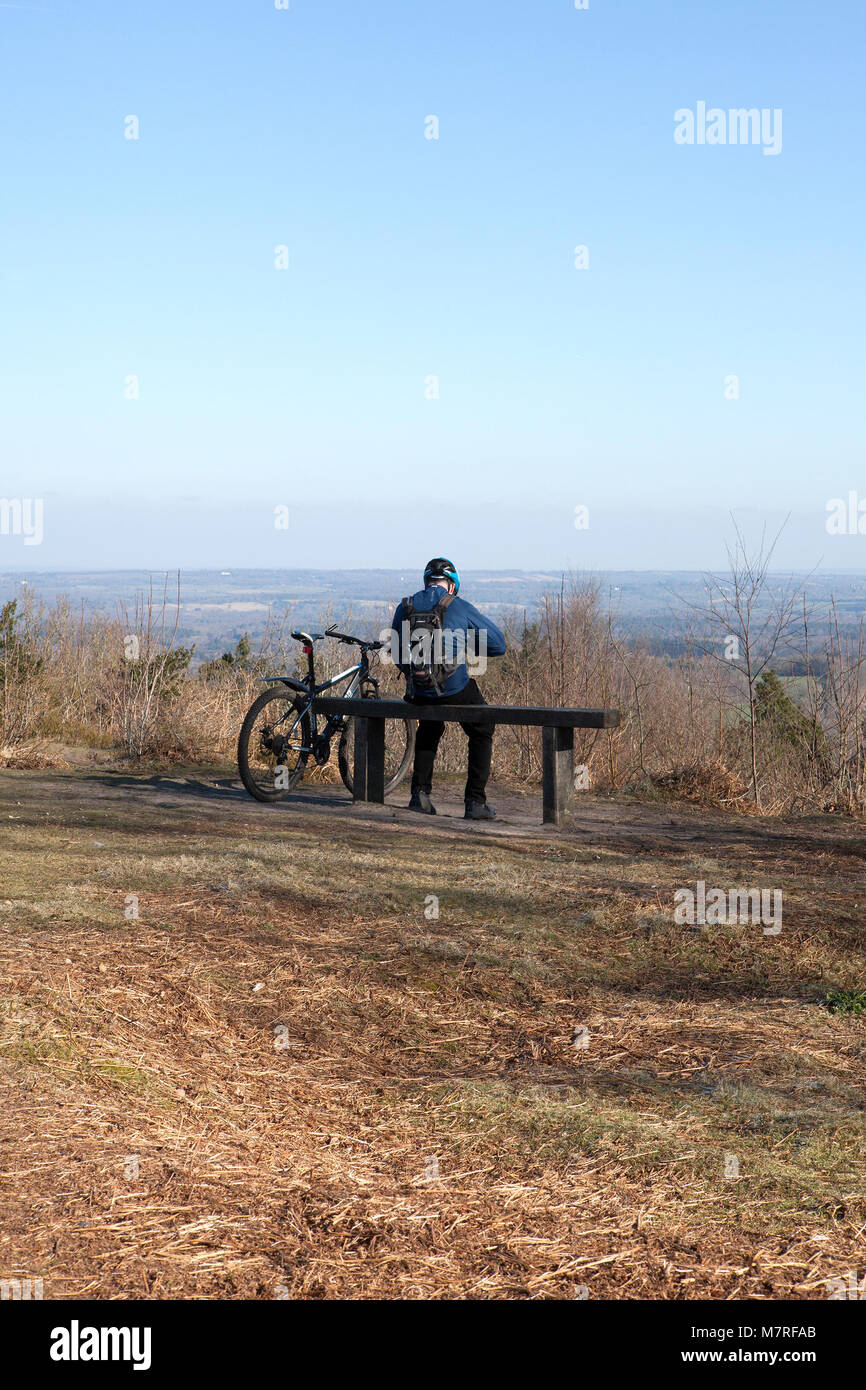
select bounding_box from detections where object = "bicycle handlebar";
[324,624,383,650]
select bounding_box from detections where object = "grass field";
[1,764,864,1300]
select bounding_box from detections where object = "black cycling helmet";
[423,557,460,594]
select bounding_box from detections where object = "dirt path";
[6,763,863,857]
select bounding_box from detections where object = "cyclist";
[390,558,506,820]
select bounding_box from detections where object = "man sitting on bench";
[390,557,506,820]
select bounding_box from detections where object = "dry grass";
[0,741,70,770]
[654,760,751,811]
[0,767,864,1299]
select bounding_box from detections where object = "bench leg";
[353,717,385,804]
[366,719,385,803]
[542,726,573,825]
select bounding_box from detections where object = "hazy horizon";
[5,563,866,577]
[2,500,866,573]
[5,565,864,665]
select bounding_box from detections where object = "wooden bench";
[311,698,620,825]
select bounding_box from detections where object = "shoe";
[464,800,496,820]
[408,790,437,815]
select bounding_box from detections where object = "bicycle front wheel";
[338,715,416,796]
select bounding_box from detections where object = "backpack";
[402,593,458,697]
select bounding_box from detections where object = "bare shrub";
[655,759,749,809]
[0,597,47,757]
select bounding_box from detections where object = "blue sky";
[1,0,864,570]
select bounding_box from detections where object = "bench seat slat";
[311,697,619,729]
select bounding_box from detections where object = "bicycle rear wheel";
[338,714,415,796]
[238,686,311,802]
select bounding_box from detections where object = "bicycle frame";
[260,646,374,758]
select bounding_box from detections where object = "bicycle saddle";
[291,630,325,644]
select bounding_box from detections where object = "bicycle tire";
[238,686,312,802]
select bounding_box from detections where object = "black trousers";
[408,679,495,804]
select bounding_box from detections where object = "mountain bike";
[237,624,415,803]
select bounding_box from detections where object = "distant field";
[2,567,864,661]
[1,766,864,1299]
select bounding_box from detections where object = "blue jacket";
[390,585,507,698]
